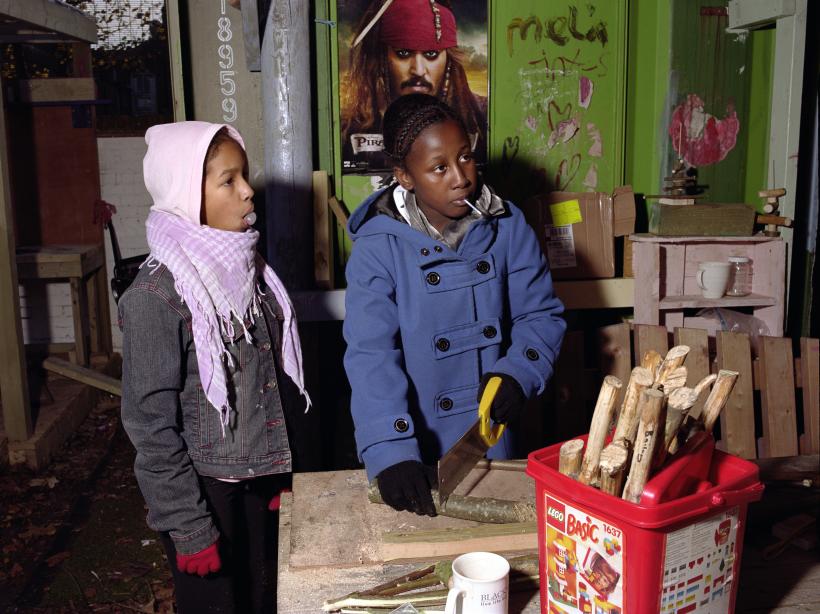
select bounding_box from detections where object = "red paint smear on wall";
[669,94,739,167]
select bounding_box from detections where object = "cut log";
[622,389,666,503]
[702,369,740,432]
[658,387,700,467]
[367,483,536,524]
[598,440,629,497]
[578,376,623,485]
[661,365,688,394]
[654,345,690,387]
[558,439,584,478]
[612,367,654,447]
[641,349,663,377]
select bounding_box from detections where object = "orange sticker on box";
[549,199,583,226]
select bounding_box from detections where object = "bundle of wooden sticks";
[558,345,739,503]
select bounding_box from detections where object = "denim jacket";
[119,263,291,554]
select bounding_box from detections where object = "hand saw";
[436,376,505,503]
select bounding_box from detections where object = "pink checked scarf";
[145,211,310,432]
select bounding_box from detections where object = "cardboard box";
[523,186,636,279]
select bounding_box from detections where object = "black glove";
[478,372,527,424]
[376,460,437,516]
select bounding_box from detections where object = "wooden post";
[558,439,584,478]
[0,73,32,441]
[612,367,654,446]
[578,376,622,485]
[702,369,740,433]
[622,389,665,503]
[598,440,629,496]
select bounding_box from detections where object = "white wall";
[98,136,152,351]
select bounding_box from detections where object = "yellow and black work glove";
[478,372,526,424]
[376,460,437,516]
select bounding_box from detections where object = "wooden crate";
[543,323,819,462]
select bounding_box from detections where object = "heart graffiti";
[555,153,582,190]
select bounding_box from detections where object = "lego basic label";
[544,494,624,614]
[661,507,740,614]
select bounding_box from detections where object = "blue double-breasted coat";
[343,187,566,479]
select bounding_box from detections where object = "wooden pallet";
[545,323,819,461]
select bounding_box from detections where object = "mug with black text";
[444,551,510,614]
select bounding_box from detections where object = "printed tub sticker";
[545,495,623,613]
[661,507,740,614]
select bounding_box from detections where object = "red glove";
[176,541,221,576]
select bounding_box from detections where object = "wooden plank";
[633,323,668,365]
[312,170,333,290]
[751,239,786,336]
[632,241,660,325]
[716,331,757,459]
[674,327,710,419]
[799,338,819,455]
[0,72,32,441]
[758,336,799,457]
[596,323,632,412]
[328,196,350,228]
[379,522,536,562]
[42,357,121,397]
[550,330,587,440]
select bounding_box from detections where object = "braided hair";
[383,93,467,166]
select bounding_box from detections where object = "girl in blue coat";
[344,94,566,516]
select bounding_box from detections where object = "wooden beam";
[42,357,121,397]
[0,0,97,43]
[17,78,95,103]
[0,73,32,441]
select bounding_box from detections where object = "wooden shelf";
[292,278,637,321]
[659,293,777,310]
[630,235,785,335]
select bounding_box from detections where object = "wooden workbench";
[15,244,110,365]
[277,468,541,613]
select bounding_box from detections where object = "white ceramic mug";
[444,552,510,614]
[696,261,731,299]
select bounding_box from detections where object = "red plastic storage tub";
[526,434,764,613]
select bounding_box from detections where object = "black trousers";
[159,474,287,614]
